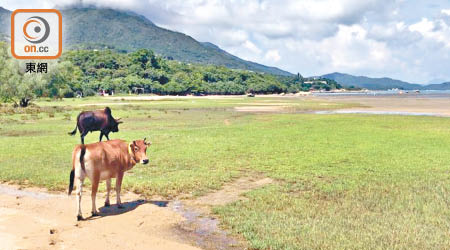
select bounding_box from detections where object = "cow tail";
[80,145,86,173]
[68,113,80,136]
[69,145,86,195]
[68,169,75,195]
[68,125,77,136]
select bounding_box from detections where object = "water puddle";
[170,200,240,250]
[315,110,449,117]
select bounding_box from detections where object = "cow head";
[112,118,123,132]
[130,137,151,164]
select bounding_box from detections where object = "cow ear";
[116,118,123,124]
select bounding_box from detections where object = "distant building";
[132,87,145,94]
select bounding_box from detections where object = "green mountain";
[321,72,423,90]
[0,6,291,76]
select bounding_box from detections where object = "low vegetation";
[0,97,449,249]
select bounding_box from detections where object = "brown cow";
[68,138,151,221]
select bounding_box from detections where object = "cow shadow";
[85,199,169,220]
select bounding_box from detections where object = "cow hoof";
[91,212,99,217]
[105,201,110,207]
[118,205,124,209]
[77,215,83,221]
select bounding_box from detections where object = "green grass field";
[1,96,450,249]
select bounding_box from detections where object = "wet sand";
[107,94,450,116]
[0,185,200,250]
[0,177,270,250]
[312,94,450,116]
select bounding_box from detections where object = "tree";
[130,49,154,68]
[0,42,45,107]
[45,61,83,98]
[1,43,307,101]
[164,80,187,95]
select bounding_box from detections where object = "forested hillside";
[0,42,343,106]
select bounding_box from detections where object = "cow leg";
[80,131,88,144]
[75,176,85,221]
[91,173,100,217]
[116,172,124,209]
[105,178,111,207]
[99,132,104,142]
[105,132,110,141]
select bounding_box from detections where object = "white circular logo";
[23,16,50,44]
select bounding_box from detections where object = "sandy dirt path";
[106,95,245,101]
[0,185,200,250]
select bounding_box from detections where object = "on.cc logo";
[23,16,50,44]
[11,9,62,59]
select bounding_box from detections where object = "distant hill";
[321,72,422,90]
[427,78,448,85]
[321,72,450,90]
[0,6,291,76]
[423,82,450,90]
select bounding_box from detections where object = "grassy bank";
[0,96,449,249]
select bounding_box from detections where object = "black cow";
[68,107,123,144]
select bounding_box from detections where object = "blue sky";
[1,0,450,83]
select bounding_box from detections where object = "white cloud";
[409,18,450,48]
[243,40,261,55]
[214,29,248,47]
[409,18,434,34]
[442,9,450,16]
[264,50,281,62]
[282,24,391,74]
